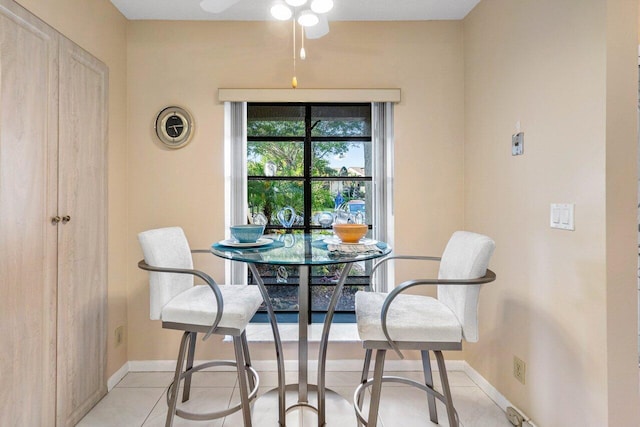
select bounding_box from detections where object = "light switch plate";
[550,203,574,230]
[512,132,524,156]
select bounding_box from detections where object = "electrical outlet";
[513,356,526,384]
[115,326,124,346]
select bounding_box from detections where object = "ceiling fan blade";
[305,14,329,39]
[200,0,241,14]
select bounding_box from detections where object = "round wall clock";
[154,106,194,148]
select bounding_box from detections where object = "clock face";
[165,115,185,138]
[155,106,194,148]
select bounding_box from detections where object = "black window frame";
[246,102,373,323]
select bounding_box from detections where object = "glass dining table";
[210,232,391,426]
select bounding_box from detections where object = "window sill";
[240,322,360,343]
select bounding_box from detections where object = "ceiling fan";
[199,0,332,39]
[199,0,241,14]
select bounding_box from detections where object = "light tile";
[324,370,367,388]
[308,386,359,425]
[77,388,164,427]
[224,387,288,427]
[256,370,363,394]
[374,386,453,427]
[85,369,511,427]
[143,388,234,426]
[186,371,238,388]
[116,372,174,388]
[383,370,476,388]
[343,386,385,426]
[254,369,300,388]
[445,371,478,387]
[226,385,363,426]
[119,370,238,389]
[328,386,357,404]
[452,386,513,427]
[372,385,511,427]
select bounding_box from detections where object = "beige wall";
[11,1,640,424]
[604,0,639,424]
[464,0,639,425]
[14,0,129,377]
[125,20,465,361]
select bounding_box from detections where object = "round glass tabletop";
[210,233,391,266]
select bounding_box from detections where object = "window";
[225,101,394,323]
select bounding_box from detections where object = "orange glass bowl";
[332,224,368,243]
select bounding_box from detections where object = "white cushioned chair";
[138,227,263,427]
[354,231,496,427]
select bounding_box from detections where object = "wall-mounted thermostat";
[512,132,524,156]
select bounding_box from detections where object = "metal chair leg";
[434,350,458,427]
[182,332,197,403]
[233,336,253,427]
[166,331,190,427]
[421,350,438,424]
[367,349,386,427]
[248,263,285,426]
[318,262,354,426]
[241,330,256,391]
[356,348,373,426]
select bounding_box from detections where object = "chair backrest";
[437,231,495,343]
[138,227,194,320]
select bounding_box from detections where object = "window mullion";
[303,105,312,234]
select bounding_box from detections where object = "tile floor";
[78,369,512,427]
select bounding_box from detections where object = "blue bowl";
[230,224,265,243]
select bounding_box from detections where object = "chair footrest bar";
[353,375,460,426]
[166,361,260,422]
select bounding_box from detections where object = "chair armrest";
[137,259,224,341]
[370,255,441,292]
[380,269,496,359]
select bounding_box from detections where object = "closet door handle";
[51,216,61,224]
[62,215,71,224]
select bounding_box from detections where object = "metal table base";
[211,234,391,427]
[251,385,356,426]
[248,262,354,426]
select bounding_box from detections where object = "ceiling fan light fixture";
[297,10,319,27]
[304,13,329,39]
[310,0,333,14]
[285,0,308,7]
[271,2,293,20]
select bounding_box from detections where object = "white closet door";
[56,36,108,426]
[0,0,59,425]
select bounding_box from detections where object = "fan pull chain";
[292,18,298,88]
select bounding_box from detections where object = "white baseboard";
[461,361,510,412]
[107,362,129,391]
[128,360,184,372]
